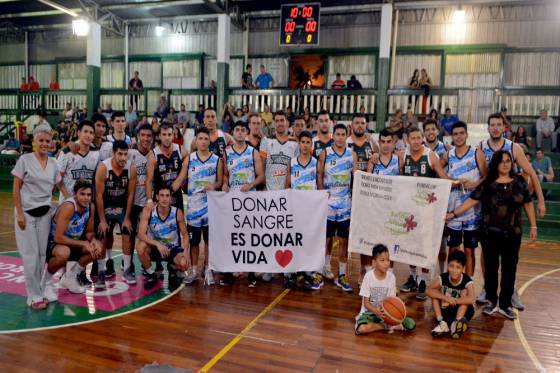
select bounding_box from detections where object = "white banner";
[349,171,452,269]
[208,190,328,273]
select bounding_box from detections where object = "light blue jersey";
[148,206,180,247]
[186,152,219,227]
[323,147,353,222]
[372,154,400,176]
[290,157,317,190]
[480,138,514,164]
[431,141,447,159]
[49,198,90,242]
[225,145,256,191]
[446,146,482,231]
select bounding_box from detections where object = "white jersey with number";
[128,148,150,207]
[57,148,100,196]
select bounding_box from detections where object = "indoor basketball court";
[0,0,559,372]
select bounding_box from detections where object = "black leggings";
[481,230,521,309]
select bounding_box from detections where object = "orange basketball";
[381,296,407,326]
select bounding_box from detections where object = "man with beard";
[312,110,334,159]
[423,119,451,159]
[261,111,299,286]
[100,111,132,161]
[191,108,233,159]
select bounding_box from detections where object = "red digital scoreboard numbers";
[280,3,320,46]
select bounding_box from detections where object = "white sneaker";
[476,289,488,304]
[204,268,215,286]
[431,320,450,337]
[43,282,58,303]
[322,264,335,280]
[183,268,198,285]
[59,273,85,294]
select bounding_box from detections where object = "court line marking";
[199,288,291,372]
[209,329,298,347]
[0,253,187,335]
[514,267,560,373]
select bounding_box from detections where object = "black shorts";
[447,228,479,249]
[130,204,145,237]
[171,192,184,211]
[326,219,350,239]
[149,244,183,263]
[104,206,130,235]
[46,242,85,262]
[188,225,208,246]
[441,304,475,324]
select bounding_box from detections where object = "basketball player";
[173,127,223,286]
[100,111,132,161]
[290,116,306,142]
[261,110,299,286]
[318,123,357,292]
[223,121,265,287]
[285,130,323,291]
[91,113,109,150]
[246,113,264,151]
[476,113,546,309]
[399,126,450,300]
[346,114,379,282]
[423,119,451,158]
[367,128,403,176]
[43,180,104,301]
[136,186,190,290]
[191,108,233,158]
[146,122,187,211]
[312,110,333,159]
[128,124,154,275]
[440,122,486,277]
[95,140,137,287]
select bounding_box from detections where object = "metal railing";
[169,89,216,113]
[387,88,460,116]
[495,88,560,117]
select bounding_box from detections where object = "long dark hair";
[410,69,419,83]
[484,150,516,186]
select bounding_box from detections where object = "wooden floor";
[0,192,559,373]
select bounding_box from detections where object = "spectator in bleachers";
[388,109,403,136]
[260,104,272,126]
[49,79,59,91]
[408,69,420,108]
[500,107,512,127]
[177,104,191,128]
[513,126,532,148]
[286,106,295,125]
[166,106,178,124]
[331,73,345,89]
[241,64,253,89]
[403,108,416,129]
[255,64,274,89]
[1,132,20,155]
[172,125,184,147]
[347,75,363,89]
[303,111,312,131]
[21,134,33,153]
[102,103,113,121]
[195,104,205,125]
[37,111,50,128]
[63,103,73,123]
[532,148,555,183]
[125,104,139,135]
[419,69,432,95]
[429,108,439,121]
[73,105,85,123]
[154,96,169,119]
[440,108,460,136]
[221,112,233,134]
[29,76,39,91]
[20,77,28,92]
[536,109,556,150]
[128,70,143,109]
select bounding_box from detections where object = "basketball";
[381,297,407,326]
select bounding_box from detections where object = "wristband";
[530,226,537,229]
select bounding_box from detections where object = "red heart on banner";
[275,250,293,268]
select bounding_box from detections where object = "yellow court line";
[199,288,291,372]
[0,230,14,236]
[514,267,560,373]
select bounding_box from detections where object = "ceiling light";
[72,19,90,36]
[453,7,465,24]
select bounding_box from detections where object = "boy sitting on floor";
[355,244,416,335]
[427,250,475,339]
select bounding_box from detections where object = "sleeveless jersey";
[49,198,90,242]
[347,137,373,171]
[290,157,318,190]
[439,272,473,300]
[102,158,130,208]
[261,137,299,191]
[323,147,353,221]
[446,146,482,230]
[107,133,132,145]
[404,146,435,178]
[57,149,99,194]
[427,141,447,159]
[246,138,261,151]
[148,206,180,247]
[153,144,183,205]
[312,136,333,159]
[480,138,515,164]
[225,145,256,191]
[186,152,219,227]
[209,129,227,158]
[129,148,150,207]
[372,154,400,176]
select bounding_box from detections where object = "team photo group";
[12,105,544,340]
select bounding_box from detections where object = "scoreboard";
[280,3,320,46]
